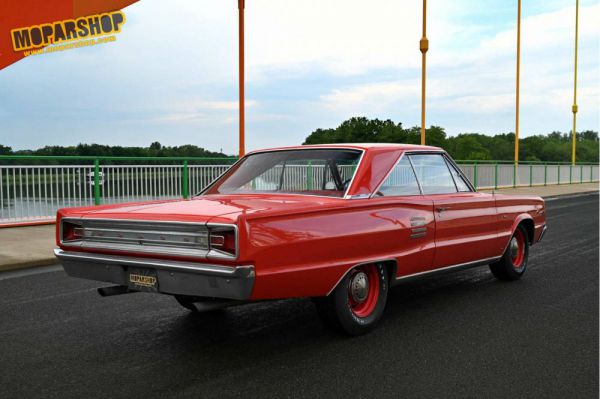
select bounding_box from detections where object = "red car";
[55,144,547,335]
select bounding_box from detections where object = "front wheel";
[314,263,389,335]
[489,225,529,281]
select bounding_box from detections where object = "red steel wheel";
[510,228,526,269]
[347,265,380,318]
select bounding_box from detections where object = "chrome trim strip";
[369,151,406,198]
[407,155,425,195]
[207,222,239,260]
[62,241,210,257]
[347,193,371,200]
[60,218,239,260]
[442,153,476,192]
[197,156,246,196]
[54,249,254,278]
[395,256,502,282]
[369,149,454,199]
[207,192,349,200]
[342,149,366,199]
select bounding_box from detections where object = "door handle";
[436,207,449,213]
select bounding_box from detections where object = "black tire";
[314,263,389,335]
[490,224,529,281]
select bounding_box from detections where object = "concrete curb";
[0,257,58,273]
[543,190,598,200]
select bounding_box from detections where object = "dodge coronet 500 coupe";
[55,144,547,335]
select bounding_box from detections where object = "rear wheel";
[314,263,388,335]
[489,225,529,281]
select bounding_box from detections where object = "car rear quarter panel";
[493,194,546,251]
[244,198,435,300]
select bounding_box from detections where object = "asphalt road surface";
[1,194,598,399]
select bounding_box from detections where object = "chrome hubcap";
[350,272,369,303]
[510,237,519,259]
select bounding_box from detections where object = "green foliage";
[303,117,599,163]
[0,143,233,165]
[1,121,598,164]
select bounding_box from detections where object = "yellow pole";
[238,0,245,157]
[420,0,428,145]
[572,0,579,165]
[515,0,521,164]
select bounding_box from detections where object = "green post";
[591,166,594,182]
[557,164,560,185]
[494,162,498,190]
[182,160,189,199]
[473,162,478,190]
[93,158,101,205]
[580,165,583,183]
[513,163,517,188]
[307,161,313,190]
[569,165,572,184]
[529,164,533,187]
[544,164,547,186]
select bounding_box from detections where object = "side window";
[409,154,458,195]
[444,158,471,192]
[377,157,421,196]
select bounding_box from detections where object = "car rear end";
[55,213,254,300]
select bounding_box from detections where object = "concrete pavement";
[0,224,56,272]
[0,182,597,272]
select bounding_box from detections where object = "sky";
[0,0,598,154]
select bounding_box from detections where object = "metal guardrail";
[1,156,598,225]
[459,161,599,190]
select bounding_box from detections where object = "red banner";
[0,0,138,70]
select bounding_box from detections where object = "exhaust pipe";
[97,285,137,297]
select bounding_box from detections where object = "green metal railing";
[456,160,599,190]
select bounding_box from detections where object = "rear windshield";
[202,149,362,198]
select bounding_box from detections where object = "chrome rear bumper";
[54,249,254,300]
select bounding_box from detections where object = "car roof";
[247,143,443,155]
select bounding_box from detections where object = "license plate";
[127,268,159,293]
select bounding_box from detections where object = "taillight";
[208,226,236,257]
[62,221,84,242]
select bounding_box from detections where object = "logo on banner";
[11,11,126,56]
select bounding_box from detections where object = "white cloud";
[314,3,599,135]
[246,0,460,77]
[320,80,418,112]
[152,100,256,123]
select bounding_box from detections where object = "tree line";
[2,118,598,163]
[0,142,233,165]
[303,117,599,163]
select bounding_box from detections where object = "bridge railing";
[458,161,599,190]
[1,156,598,225]
[0,156,237,225]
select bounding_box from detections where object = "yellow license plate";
[127,268,158,292]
